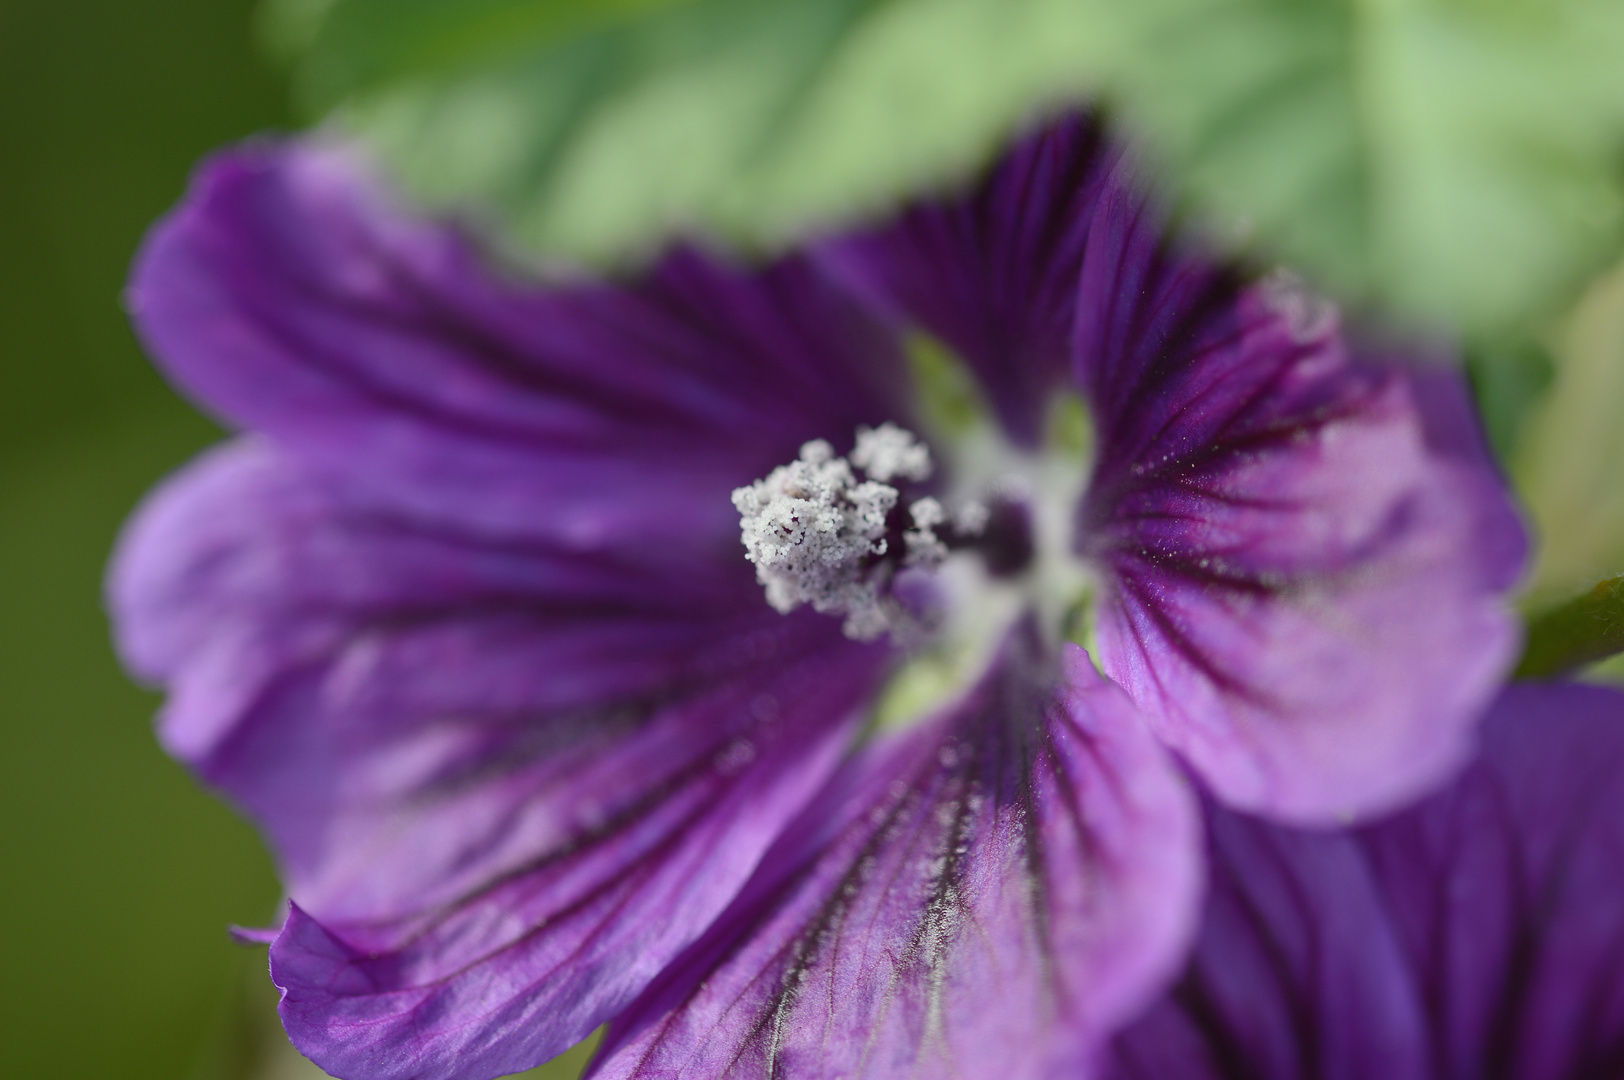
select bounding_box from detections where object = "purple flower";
[1105,680,1624,1080]
[110,116,1523,1080]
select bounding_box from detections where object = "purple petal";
[1107,681,1624,1080]
[1076,187,1526,821]
[592,643,1201,1080]
[127,138,915,549]
[820,115,1125,446]
[111,438,893,1077]
[110,439,883,921]
[270,641,878,1080]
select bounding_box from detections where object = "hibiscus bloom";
[1106,680,1624,1080]
[110,116,1523,1080]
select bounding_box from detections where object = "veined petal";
[109,439,883,926]
[1107,682,1624,1080]
[270,636,877,1080]
[114,442,894,1077]
[110,440,766,725]
[820,115,1124,447]
[127,139,914,549]
[1076,186,1525,821]
[593,643,1200,1080]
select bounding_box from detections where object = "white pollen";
[851,422,933,483]
[734,425,944,642]
[909,497,947,528]
[733,438,900,640]
[903,497,949,568]
[799,438,835,465]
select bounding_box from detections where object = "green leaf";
[338,0,696,107]
[270,0,1116,263]
[1467,336,1554,465]
[256,0,341,64]
[1110,0,1624,332]
[1514,256,1624,602]
[269,0,1624,332]
[1517,575,1624,678]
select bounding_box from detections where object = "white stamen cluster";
[850,422,934,483]
[733,427,945,642]
[904,497,950,568]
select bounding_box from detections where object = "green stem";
[1517,575,1624,679]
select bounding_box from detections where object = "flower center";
[735,407,1094,729]
[732,423,993,641]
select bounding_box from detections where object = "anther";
[734,426,950,642]
[850,423,933,483]
[904,497,949,567]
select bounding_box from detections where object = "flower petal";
[592,642,1200,1080]
[1106,681,1624,1080]
[1076,187,1525,821]
[820,115,1125,446]
[127,139,914,549]
[109,439,883,925]
[116,444,893,1077]
[270,634,877,1080]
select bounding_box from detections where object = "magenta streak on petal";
[1106,681,1624,1080]
[591,643,1200,1080]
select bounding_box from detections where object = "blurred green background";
[2,0,1622,1077]
[0,1,286,1076]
